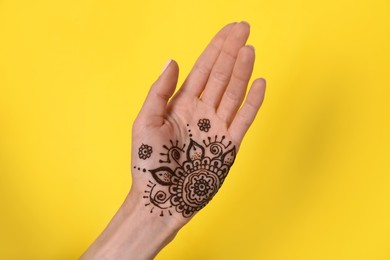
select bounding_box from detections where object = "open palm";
[131,22,266,224]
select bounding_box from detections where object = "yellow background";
[1,0,389,259]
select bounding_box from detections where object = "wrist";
[81,189,180,260]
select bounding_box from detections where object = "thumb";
[138,59,179,126]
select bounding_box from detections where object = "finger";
[138,60,179,126]
[175,22,236,98]
[228,78,266,144]
[201,21,250,108]
[217,45,255,125]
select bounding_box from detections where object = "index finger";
[176,22,236,98]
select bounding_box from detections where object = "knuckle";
[238,112,252,127]
[152,87,170,101]
[245,100,260,111]
[232,71,248,84]
[212,71,230,83]
[224,89,241,103]
[195,63,211,75]
[221,48,237,60]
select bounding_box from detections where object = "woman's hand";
[81,21,266,260]
[131,21,265,222]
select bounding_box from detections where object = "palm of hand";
[131,22,266,223]
[133,99,237,220]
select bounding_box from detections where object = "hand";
[81,22,266,260]
[132,21,265,221]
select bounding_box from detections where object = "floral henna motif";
[142,125,236,218]
[138,144,153,160]
[197,118,211,132]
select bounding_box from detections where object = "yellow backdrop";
[1,0,389,259]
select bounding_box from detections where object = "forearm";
[80,188,179,260]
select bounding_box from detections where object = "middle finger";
[200,21,250,108]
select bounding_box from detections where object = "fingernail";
[240,20,250,26]
[247,45,255,51]
[260,77,266,85]
[161,59,172,74]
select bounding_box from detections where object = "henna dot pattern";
[197,118,211,132]
[138,144,153,160]
[133,166,147,173]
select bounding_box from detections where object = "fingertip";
[217,22,236,35]
[254,78,266,91]
[240,21,250,32]
[239,45,256,61]
[239,21,251,35]
[161,59,172,74]
[246,44,255,52]
[247,78,266,107]
[161,59,179,74]
[159,60,179,88]
[240,20,251,27]
[259,77,266,84]
[169,59,179,73]
[231,21,250,38]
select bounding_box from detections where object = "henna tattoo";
[187,127,193,138]
[141,121,236,218]
[144,180,173,216]
[197,118,211,132]
[138,144,153,160]
[133,166,147,172]
[159,140,185,164]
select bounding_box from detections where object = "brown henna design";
[140,119,236,218]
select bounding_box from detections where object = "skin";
[81,21,266,260]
